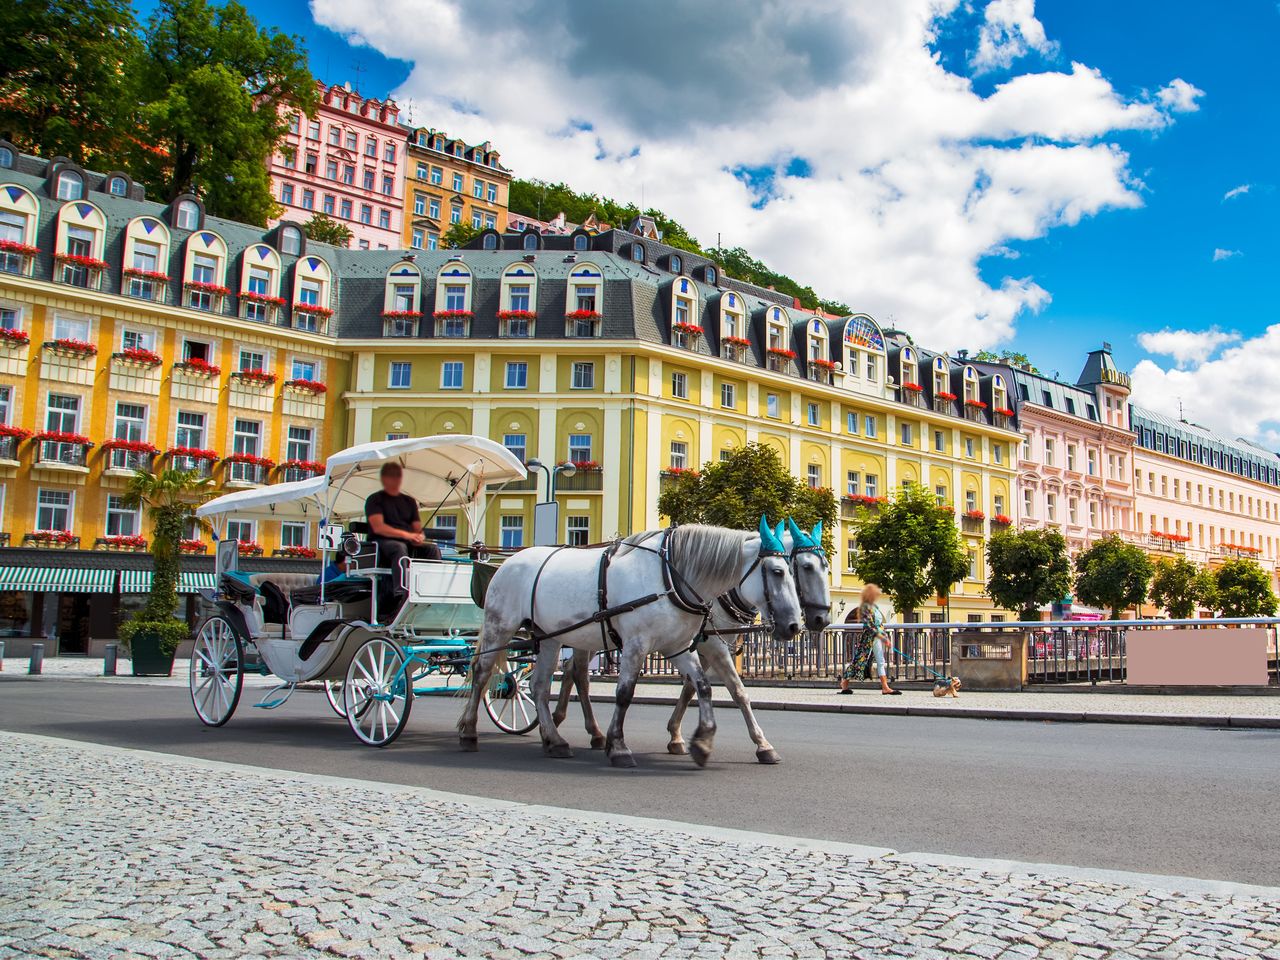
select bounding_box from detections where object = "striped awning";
[178,571,218,593]
[119,570,153,593]
[0,566,115,593]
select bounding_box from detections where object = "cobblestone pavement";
[1,733,1277,959]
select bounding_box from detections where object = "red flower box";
[102,438,159,455]
[964,510,986,520]
[44,338,98,357]
[992,514,1012,525]
[902,382,923,392]
[844,494,887,507]
[673,322,704,337]
[433,309,472,320]
[293,302,333,317]
[26,530,76,545]
[565,310,602,321]
[381,309,423,319]
[0,424,32,440]
[661,467,701,478]
[54,252,107,270]
[936,391,957,402]
[101,534,148,550]
[280,459,324,473]
[496,310,536,321]
[964,399,988,410]
[811,358,838,370]
[0,328,29,346]
[236,540,263,555]
[767,347,796,359]
[179,539,208,554]
[241,291,285,306]
[284,379,327,395]
[994,407,1014,417]
[224,453,275,469]
[113,347,162,366]
[173,358,221,377]
[0,240,39,257]
[278,545,318,559]
[184,280,230,296]
[723,336,752,349]
[559,459,600,471]
[34,430,92,446]
[122,267,170,282]
[167,446,219,461]
[230,368,278,386]
[1151,530,1191,543]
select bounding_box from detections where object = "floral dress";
[842,602,883,681]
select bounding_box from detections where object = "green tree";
[655,443,836,554]
[1149,556,1216,619]
[303,213,352,248]
[119,468,214,654]
[1211,557,1278,617]
[441,222,482,249]
[850,483,968,615]
[130,0,316,224]
[971,349,1040,373]
[0,0,142,165]
[984,527,1072,619]
[1073,535,1153,618]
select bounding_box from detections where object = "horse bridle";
[788,542,830,624]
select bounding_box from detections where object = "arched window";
[383,262,422,336]
[55,199,106,288]
[122,216,171,302]
[573,233,589,252]
[0,146,12,168]
[631,242,645,263]
[182,230,228,311]
[56,170,83,200]
[107,176,128,196]
[482,232,498,250]
[434,262,473,337]
[522,232,538,251]
[962,365,980,403]
[670,277,699,349]
[841,315,885,384]
[719,292,747,360]
[0,184,39,274]
[292,254,333,332]
[175,199,200,230]
[239,243,281,321]
[500,263,537,337]
[669,254,682,273]
[705,265,717,285]
[566,263,603,337]
[280,225,302,255]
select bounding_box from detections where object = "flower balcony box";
[55,252,107,289]
[237,540,264,557]
[283,378,327,395]
[766,348,796,359]
[172,358,221,378]
[224,454,275,486]
[994,407,1014,417]
[964,510,986,521]
[292,303,334,325]
[43,338,98,359]
[659,467,701,479]
[565,311,601,337]
[273,545,318,559]
[723,336,752,349]
[496,310,536,321]
[565,310,601,321]
[0,239,40,259]
[33,432,93,468]
[812,358,838,371]
[123,268,170,301]
[112,348,163,367]
[95,535,148,552]
[104,439,159,472]
[179,539,208,554]
[992,515,1012,527]
[123,267,170,284]
[167,447,219,477]
[902,382,923,392]
[0,328,30,348]
[280,459,324,483]
[242,291,286,308]
[384,315,420,337]
[497,310,535,338]
[936,392,957,402]
[434,311,471,337]
[230,369,278,388]
[184,280,230,296]
[0,427,30,462]
[23,531,79,549]
[672,322,704,338]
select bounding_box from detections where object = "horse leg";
[670,650,716,768]
[529,642,574,758]
[551,651,576,728]
[457,623,513,751]
[703,641,780,764]
[665,678,695,755]
[566,648,607,749]
[605,644,645,768]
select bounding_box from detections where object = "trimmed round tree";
[1149,555,1217,619]
[1073,535,1153,619]
[1212,557,1278,617]
[984,527,1072,620]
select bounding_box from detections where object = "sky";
[138,0,1279,447]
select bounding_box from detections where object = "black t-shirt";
[365,490,420,534]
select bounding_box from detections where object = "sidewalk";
[6,656,1279,728]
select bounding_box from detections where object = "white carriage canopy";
[196,476,330,525]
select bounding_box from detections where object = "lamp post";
[526,458,577,546]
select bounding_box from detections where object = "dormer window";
[280,225,302,256]
[841,315,886,388]
[107,176,128,196]
[175,199,200,230]
[573,233,589,252]
[55,200,107,289]
[631,243,645,263]
[0,185,39,276]
[381,263,422,337]
[291,255,332,333]
[670,254,682,273]
[718,292,748,362]
[499,263,537,337]
[807,319,832,384]
[963,365,979,402]
[566,263,603,337]
[122,216,171,303]
[523,232,538,251]
[705,265,717,285]
[670,277,700,350]
[482,232,498,250]
[765,307,792,373]
[239,244,281,322]
[434,263,473,337]
[56,170,84,201]
[0,145,12,167]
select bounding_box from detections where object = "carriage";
[188,434,539,746]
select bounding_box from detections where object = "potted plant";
[118,468,214,676]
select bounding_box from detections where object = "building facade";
[1130,406,1280,598]
[0,149,351,651]
[401,127,512,252]
[268,82,404,250]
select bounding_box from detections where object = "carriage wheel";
[344,637,412,747]
[483,661,539,735]
[325,678,373,720]
[189,615,244,727]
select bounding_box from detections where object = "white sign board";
[533,501,560,547]
[318,524,344,551]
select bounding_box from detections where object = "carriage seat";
[289,575,372,607]
[248,572,326,625]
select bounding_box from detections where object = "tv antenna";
[351,60,366,96]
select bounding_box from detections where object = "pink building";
[980,345,1136,553]
[268,81,404,250]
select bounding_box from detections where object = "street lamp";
[526,457,576,501]
[526,458,577,546]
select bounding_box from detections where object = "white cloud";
[1155,77,1205,113]
[1137,327,1240,368]
[312,0,1202,351]
[1223,183,1251,201]
[1132,326,1280,448]
[971,0,1058,72]
[1213,248,1242,262]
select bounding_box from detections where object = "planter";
[130,626,177,677]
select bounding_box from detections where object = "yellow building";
[401,127,513,250]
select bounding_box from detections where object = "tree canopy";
[984,527,1072,618]
[1073,535,1153,618]
[441,222,482,249]
[1149,556,1216,619]
[1211,557,1278,618]
[849,483,968,614]
[655,443,836,555]
[304,213,353,248]
[970,349,1040,374]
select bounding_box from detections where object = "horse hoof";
[590,736,607,750]
[690,742,712,767]
[667,741,689,755]
[756,748,782,765]
[609,752,638,769]
[459,737,478,753]
[544,742,574,759]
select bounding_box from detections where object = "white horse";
[457,519,803,768]
[553,518,833,764]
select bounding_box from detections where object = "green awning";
[178,571,218,593]
[119,570,153,593]
[0,566,115,593]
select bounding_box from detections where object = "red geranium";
[811,358,837,370]
[965,399,988,410]
[964,510,986,520]
[496,310,536,320]
[902,382,923,392]
[994,407,1015,417]
[241,291,285,306]
[168,446,219,461]
[184,280,230,296]
[55,252,107,270]
[102,439,159,455]
[224,453,275,468]
[673,322,704,337]
[293,302,333,317]
[179,539,207,553]
[173,357,221,377]
[723,336,752,348]
[0,424,32,440]
[433,309,472,320]
[0,328,29,346]
[0,240,39,257]
[936,391,957,402]
[559,459,600,471]
[231,368,278,385]
[280,459,324,473]
[113,347,162,366]
[122,267,170,282]
[381,309,423,319]
[283,378,327,394]
[44,338,98,356]
[101,534,147,550]
[992,514,1012,525]
[236,540,263,555]
[565,310,601,320]
[662,466,701,478]
[278,545,318,559]
[767,347,796,359]
[33,431,92,446]
[26,530,76,545]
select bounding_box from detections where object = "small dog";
[932,677,962,698]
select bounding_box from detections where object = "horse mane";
[667,525,750,598]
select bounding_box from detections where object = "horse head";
[785,517,833,632]
[744,516,802,642]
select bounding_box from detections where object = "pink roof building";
[268,81,404,250]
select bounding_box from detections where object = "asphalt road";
[2,678,1278,885]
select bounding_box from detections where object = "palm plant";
[119,468,215,656]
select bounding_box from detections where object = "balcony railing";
[59,263,103,289]
[0,251,34,276]
[1148,534,1189,553]
[126,278,167,303]
[500,317,533,338]
[0,435,19,461]
[566,318,600,338]
[961,516,985,535]
[766,354,793,374]
[241,302,281,325]
[500,473,539,492]
[37,440,89,467]
[720,343,752,364]
[170,455,215,478]
[384,316,420,337]
[994,411,1014,430]
[0,532,9,547]
[435,318,469,338]
[109,448,155,471]
[226,461,270,485]
[557,469,603,492]
[901,389,925,408]
[933,397,955,415]
[807,368,833,386]
[963,405,988,423]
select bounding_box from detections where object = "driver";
[365,462,441,611]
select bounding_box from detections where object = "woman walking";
[838,583,900,695]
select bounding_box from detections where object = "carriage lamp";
[526,458,576,501]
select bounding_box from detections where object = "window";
[238,349,265,372]
[113,402,146,442]
[365,137,377,158]
[965,438,975,458]
[307,120,321,140]
[429,198,440,219]
[807,402,820,426]
[631,243,645,263]
[1067,444,1077,472]
[865,354,877,381]
[994,494,1005,516]
[1087,450,1097,476]
[865,475,879,497]
[568,435,592,463]
[441,361,464,389]
[342,165,354,185]
[175,411,205,449]
[443,284,467,313]
[360,205,372,224]
[966,490,978,513]
[382,175,394,197]
[281,226,302,255]
[1046,492,1057,522]
[567,516,590,547]
[505,361,528,389]
[411,229,423,250]
[378,209,391,229]
[280,522,307,548]
[1068,497,1079,524]
[573,234,589,251]
[46,393,80,433]
[967,550,978,580]
[176,199,200,230]
[452,173,464,192]
[935,485,947,506]
[720,383,736,409]
[502,434,527,462]
[1021,433,1031,461]
[105,494,139,536]
[304,154,317,176]
[487,183,498,203]
[384,143,396,163]
[430,166,442,185]
[473,180,484,199]
[670,441,688,469]
[509,284,531,313]
[389,361,412,389]
[846,412,859,435]
[291,358,316,381]
[232,419,260,457]
[1022,488,1033,519]
[286,426,314,462]
[107,176,128,197]
[1044,438,1055,466]
[50,314,89,344]
[671,371,688,399]
[325,158,338,180]
[413,195,426,216]
[500,515,524,549]
[993,444,1003,465]
[900,423,912,446]
[864,416,877,438]
[226,519,255,545]
[339,199,352,220]
[0,385,10,426]
[36,489,72,531]
[847,472,860,496]
[56,170,84,200]
[807,464,822,489]
[450,204,461,225]
[346,131,358,151]
[767,394,780,419]
[572,362,595,390]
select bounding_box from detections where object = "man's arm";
[368,512,424,543]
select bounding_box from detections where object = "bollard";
[103,643,118,677]
[28,642,44,675]
[0,639,5,671]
